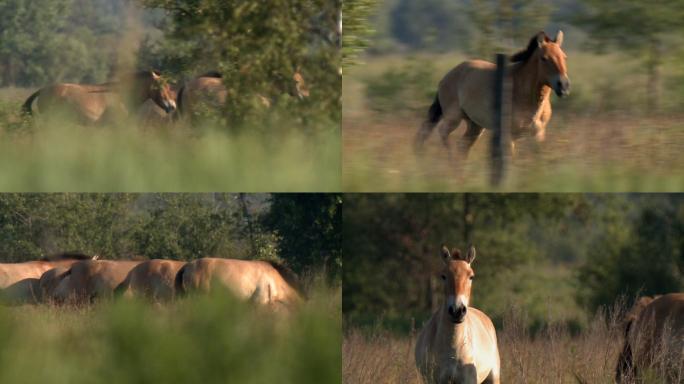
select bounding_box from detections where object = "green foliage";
[389,0,466,51]
[577,195,684,311]
[0,0,126,86]
[262,194,342,281]
[363,58,436,115]
[140,0,341,126]
[342,0,379,67]
[0,284,341,383]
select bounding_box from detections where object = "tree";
[139,0,341,126]
[574,0,684,111]
[342,0,378,67]
[262,194,342,281]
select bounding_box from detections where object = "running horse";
[414,31,570,160]
[21,70,177,125]
[415,245,500,384]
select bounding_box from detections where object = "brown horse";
[22,70,177,125]
[115,259,186,301]
[415,31,569,160]
[0,252,96,289]
[175,258,304,309]
[176,69,310,119]
[615,293,684,383]
[415,245,500,384]
[52,259,143,303]
[0,253,96,305]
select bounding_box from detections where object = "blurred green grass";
[0,285,341,384]
[0,94,340,192]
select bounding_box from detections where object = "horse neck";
[511,60,550,109]
[437,306,470,354]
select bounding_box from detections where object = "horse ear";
[465,245,476,264]
[441,245,452,264]
[536,32,547,47]
[151,70,161,80]
[555,30,564,47]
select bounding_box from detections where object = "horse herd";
[415,244,683,384]
[0,253,304,312]
[20,69,310,126]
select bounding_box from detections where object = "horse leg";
[455,118,484,160]
[435,112,463,160]
[414,94,444,155]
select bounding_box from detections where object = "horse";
[21,70,177,125]
[0,252,96,289]
[176,69,310,120]
[115,259,186,301]
[415,245,500,384]
[37,266,70,303]
[0,253,96,305]
[52,259,143,304]
[174,257,304,309]
[414,31,569,160]
[615,293,684,383]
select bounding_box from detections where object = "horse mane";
[266,261,308,300]
[510,32,549,63]
[199,71,223,78]
[40,252,94,261]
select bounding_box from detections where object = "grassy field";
[342,52,684,192]
[343,301,679,384]
[0,88,340,192]
[0,284,341,383]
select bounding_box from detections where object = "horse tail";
[427,94,442,124]
[267,261,308,300]
[174,263,188,297]
[176,85,185,116]
[21,89,41,116]
[414,94,442,154]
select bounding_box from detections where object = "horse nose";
[558,78,570,96]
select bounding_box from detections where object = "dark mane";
[199,71,223,78]
[40,252,93,261]
[510,32,548,63]
[267,261,307,300]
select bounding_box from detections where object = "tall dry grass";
[343,302,680,384]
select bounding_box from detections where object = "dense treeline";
[343,194,683,331]
[0,193,341,282]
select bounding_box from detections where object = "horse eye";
[469,275,474,280]
[541,56,549,62]
[441,274,446,281]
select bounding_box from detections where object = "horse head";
[534,31,570,97]
[139,70,177,113]
[440,245,476,324]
